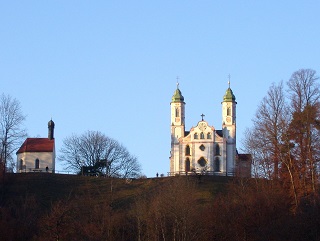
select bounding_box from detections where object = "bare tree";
[242,82,289,179]
[287,69,320,112]
[59,130,141,178]
[286,69,320,195]
[0,93,27,174]
[243,69,320,210]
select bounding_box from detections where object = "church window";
[227,107,231,116]
[35,159,40,169]
[215,157,220,172]
[194,133,198,139]
[19,159,23,170]
[200,132,204,139]
[199,144,205,151]
[216,144,220,156]
[207,132,211,139]
[185,158,190,172]
[185,145,190,156]
[198,157,206,167]
[175,108,180,117]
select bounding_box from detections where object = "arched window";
[185,158,190,172]
[227,107,231,116]
[19,159,23,170]
[216,144,220,156]
[200,132,204,139]
[194,133,198,139]
[35,159,40,169]
[175,108,180,117]
[185,145,190,156]
[215,157,220,172]
[198,157,206,167]
[207,132,211,139]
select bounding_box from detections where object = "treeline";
[243,68,320,211]
[0,175,320,241]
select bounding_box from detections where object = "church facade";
[169,83,251,177]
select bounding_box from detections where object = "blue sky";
[1,1,320,177]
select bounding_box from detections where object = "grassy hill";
[0,173,233,241]
[1,173,319,241]
[1,173,230,211]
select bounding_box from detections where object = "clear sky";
[1,1,320,177]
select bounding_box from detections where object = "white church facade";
[169,83,251,177]
[16,120,56,173]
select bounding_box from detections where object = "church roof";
[171,87,184,102]
[237,154,252,161]
[223,87,236,102]
[216,130,223,137]
[16,138,54,154]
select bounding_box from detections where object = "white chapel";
[169,82,251,177]
[16,120,56,173]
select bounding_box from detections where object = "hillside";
[1,173,229,209]
[1,173,320,241]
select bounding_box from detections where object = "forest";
[0,173,320,241]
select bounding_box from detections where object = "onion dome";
[223,80,236,102]
[223,88,236,102]
[171,83,184,102]
[48,119,55,128]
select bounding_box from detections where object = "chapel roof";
[16,138,54,154]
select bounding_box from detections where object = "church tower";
[48,119,55,140]
[170,83,185,172]
[222,82,237,175]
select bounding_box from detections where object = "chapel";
[16,120,56,173]
[169,82,251,177]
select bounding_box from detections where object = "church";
[16,120,56,173]
[169,82,251,177]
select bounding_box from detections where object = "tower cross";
[201,113,205,121]
[176,76,180,89]
[228,74,231,87]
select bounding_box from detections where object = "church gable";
[189,121,214,141]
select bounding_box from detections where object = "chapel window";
[185,145,191,156]
[175,108,180,117]
[200,132,204,139]
[194,133,198,139]
[199,144,205,151]
[198,157,206,167]
[216,144,220,156]
[214,157,220,172]
[207,132,211,139]
[227,107,231,116]
[35,158,40,169]
[19,159,23,170]
[185,158,190,172]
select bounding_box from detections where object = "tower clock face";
[226,117,231,123]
